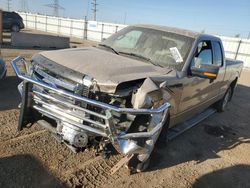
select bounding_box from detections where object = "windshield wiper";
[98,44,119,55]
[118,51,163,68]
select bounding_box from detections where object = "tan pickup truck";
[12,25,243,173]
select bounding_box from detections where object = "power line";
[91,0,98,21]
[45,0,65,17]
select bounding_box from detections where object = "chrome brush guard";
[11,56,170,155]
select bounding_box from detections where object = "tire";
[215,86,233,112]
[11,25,20,32]
[157,114,170,144]
[127,114,170,173]
[127,154,151,173]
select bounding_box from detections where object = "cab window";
[213,42,223,66]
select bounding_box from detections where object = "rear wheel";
[215,86,232,112]
[11,25,20,32]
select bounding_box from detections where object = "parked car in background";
[0,58,6,79]
[2,11,24,32]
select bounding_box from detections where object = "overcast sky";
[0,0,249,38]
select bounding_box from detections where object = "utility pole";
[7,0,11,11]
[20,0,28,12]
[248,31,250,39]
[85,0,90,19]
[45,0,65,17]
[91,0,98,21]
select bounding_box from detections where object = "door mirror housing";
[191,64,220,80]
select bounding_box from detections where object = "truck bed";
[226,58,243,66]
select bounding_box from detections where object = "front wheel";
[127,154,151,173]
[215,87,232,112]
[127,113,170,173]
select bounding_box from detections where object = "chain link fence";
[220,36,250,68]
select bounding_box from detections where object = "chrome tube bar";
[33,90,108,120]
[33,105,107,137]
[118,122,164,139]
[33,97,107,129]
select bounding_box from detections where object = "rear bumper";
[12,56,170,154]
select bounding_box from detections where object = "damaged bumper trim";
[12,56,170,115]
[117,123,163,139]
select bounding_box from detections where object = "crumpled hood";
[34,47,172,93]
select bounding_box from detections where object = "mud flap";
[18,81,37,131]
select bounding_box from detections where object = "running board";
[167,108,217,141]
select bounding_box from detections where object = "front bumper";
[12,56,170,155]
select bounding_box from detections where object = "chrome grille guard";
[11,56,171,140]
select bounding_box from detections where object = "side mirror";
[191,64,219,80]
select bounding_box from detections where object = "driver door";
[178,40,216,117]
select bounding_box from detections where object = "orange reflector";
[204,72,217,77]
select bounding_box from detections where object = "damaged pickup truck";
[12,25,243,173]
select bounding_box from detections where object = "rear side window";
[213,42,223,66]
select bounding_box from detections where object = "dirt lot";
[0,43,250,188]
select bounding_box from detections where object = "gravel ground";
[0,41,250,188]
